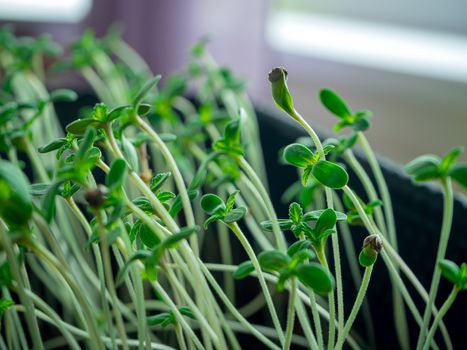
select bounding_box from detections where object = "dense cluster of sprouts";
[0,27,466,350]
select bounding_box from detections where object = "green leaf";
[283,143,315,168]
[438,259,460,285]
[226,190,240,213]
[116,250,152,286]
[223,207,246,223]
[179,307,195,319]
[137,103,151,116]
[42,181,63,223]
[106,159,127,191]
[317,229,336,242]
[162,226,199,249]
[200,194,225,215]
[160,133,177,142]
[224,119,241,145]
[204,214,223,229]
[294,263,335,294]
[288,202,303,225]
[405,155,441,182]
[441,147,463,173]
[290,250,316,266]
[66,119,101,135]
[169,190,198,217]
[76,127,96,161]
[353,115,371,131]
[258,250,291,272]
[157,191,176,202]
[122,136,139,172]
[320,89,351,119]
[147,312,171,326]
[138,222,161,248]
[0,262,12,288]
[260,219,293,232]
[234,261,255,279]
[287,240,313,257]
[311,160,349,189]
[92,103,108,121]
[107,105,131,122]
[38,138,68,153]
[49,89,78,102]
[133,75,161,109]
[0,299,14,319]
[0,160,33,227]
[448,164,467,189]
[303,210,347,222]
[301,166,313,186]
[29,183,49,195]
[315,208,337,235]
[150,172,172,192]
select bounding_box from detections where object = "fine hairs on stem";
[0,29,465,350]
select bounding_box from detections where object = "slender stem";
[198,261,282,350]
[292,111,342,348]
[381,252,440,350]
[0,225,44,350]
[135,116,198,254]
[357,133,410,350]
[335,265,374,350]
[344,185,452,349]
[316,248,337,350]
[283,278,297,350]
[95,211,129,350]
[238,156,286,251]
[423,287,459,350]
[228,222,285,345]
[175,324,188,350]
[416,178,454,350]
[28,242,104,350]
[152,282,205,350]
[295,296,320,350]
[309,290,324,349]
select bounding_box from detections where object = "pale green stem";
[238,156,286,251]
[0,225,44,350]
[25,289,81,350]
[356,134,409,350]
[81,66,115,106]
[152,282,206,350]
[175,324,188,350]
[292,110,342,348]
[135,116,199,254]
[423,287,459,350]
[228,222,285,345]
[343,185,452,349]
[295,297,320,350]
[14,305,174,350]
[198,262,282,350]
[335,265,374,350]
[203,263,363,350]
[381,252,441,350]
[416,178,454,350]
[96,211,129,350]
[29,242,104,350]
[283,278,297,350]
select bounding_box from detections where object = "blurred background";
[1,0,466,168]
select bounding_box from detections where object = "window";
[267,0,467,83]
[0,0,92,23]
